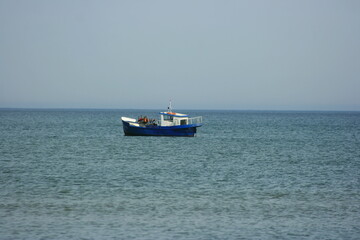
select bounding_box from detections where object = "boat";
[121,102,203,137]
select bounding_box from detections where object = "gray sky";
[1,0,359,110]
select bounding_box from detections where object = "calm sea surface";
[0,109,359,239]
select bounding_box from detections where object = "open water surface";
[0,109,360,239]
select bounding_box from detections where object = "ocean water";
[0,109,359,239]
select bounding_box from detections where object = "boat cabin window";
[163,115,173,121]
[180,119,187,125]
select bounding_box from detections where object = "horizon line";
[0,107,359,113]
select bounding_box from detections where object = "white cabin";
[159,112,202,127]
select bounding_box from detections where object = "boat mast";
[168,99,172,113]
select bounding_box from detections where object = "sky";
[1,0,359,110]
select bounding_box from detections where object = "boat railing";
[188,116,202,125]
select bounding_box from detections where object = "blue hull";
[122,121,201,137]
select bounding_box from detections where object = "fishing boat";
[121,102,202,137]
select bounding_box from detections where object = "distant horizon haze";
[1,0,359,111]
[1,104,359,112]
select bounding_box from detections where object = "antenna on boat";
[168,99,172,113]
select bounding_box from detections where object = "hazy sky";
[1,0,359,110]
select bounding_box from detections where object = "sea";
[0,109,359,240]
